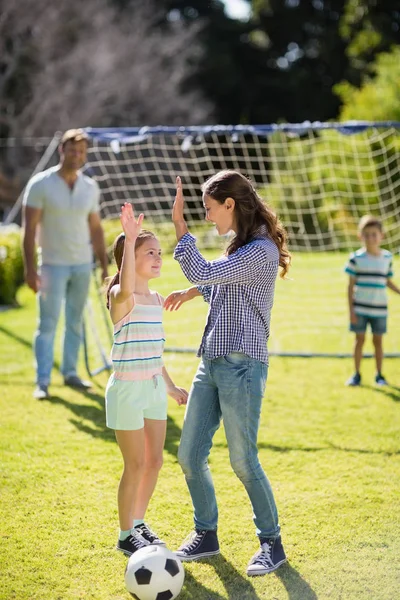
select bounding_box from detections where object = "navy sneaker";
[116,529,149,556]
[375,373,388,386]
[134,523,166,546]
[247,536,287,576]
[346,372,361,386]
[175,529,220,561]
[64,375,92,390]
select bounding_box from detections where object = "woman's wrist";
[174,220,189,241]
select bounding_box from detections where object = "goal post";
[9,122,400,362]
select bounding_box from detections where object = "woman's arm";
[164,286,202,311]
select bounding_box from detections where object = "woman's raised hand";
[120,202,144,242]
[172,176,189,240]
[172,176,185,224]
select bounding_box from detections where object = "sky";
[222,0,251,20]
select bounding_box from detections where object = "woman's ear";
[225,197,235,212]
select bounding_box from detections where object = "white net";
[11,122,400,359]
[84,123,400,253]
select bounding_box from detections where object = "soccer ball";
[125,545,185,600]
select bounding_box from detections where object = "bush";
[0,226,24,305]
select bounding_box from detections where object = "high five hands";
[120,202,144,242]
[172,176,188,240]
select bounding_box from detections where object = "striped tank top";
[111,293,165,381]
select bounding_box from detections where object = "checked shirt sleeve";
[197,285,212,303]
[174,232,273,285]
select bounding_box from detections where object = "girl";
[106,202,188,556]
[165,170,291,576]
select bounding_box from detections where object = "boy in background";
[345,215,400,386]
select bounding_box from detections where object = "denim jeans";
[177,353,280,539]
[34,263,92,386]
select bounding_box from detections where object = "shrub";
[0,226,24,305]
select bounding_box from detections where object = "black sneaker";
[116,529,149,556]
[175,529,220,561]
[375,373,388,386]
[64,375,92,390]
[134,523,166,546]
[247,536,287,576]
[346,372,361,386]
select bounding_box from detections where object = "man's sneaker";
[375,373,388,386]
[247,536,287,576]
[346,372,361,386]
[64,375,92,390]
[134,523,166,546]
[33,385,50,400]
[116,529,149,556]
[175,529,220,561]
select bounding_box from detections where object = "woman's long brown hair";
[202,170,291,277]
[106,230,157,309]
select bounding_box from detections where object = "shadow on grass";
[362,384,400,403]
[42,390,183,458]
[180,554,261,600]
[181,556,317,600]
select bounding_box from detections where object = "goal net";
[11,122,400,362]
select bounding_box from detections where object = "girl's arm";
[164,286,202,311]
[162,366,188,405]
[109,203,143,321]
[387,279,400,295]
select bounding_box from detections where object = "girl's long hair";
[106,230,157,309]
[202,170,291,277]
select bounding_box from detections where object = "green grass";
[1,252,400,600]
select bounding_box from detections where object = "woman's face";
[203,194,236,235]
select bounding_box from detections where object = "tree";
[335,46,400,121]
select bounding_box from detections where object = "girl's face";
[135,238,162,279]
[203,194,237,235]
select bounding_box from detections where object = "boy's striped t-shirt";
[345,248,393,317]
[111,293,165,381]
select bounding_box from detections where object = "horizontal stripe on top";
[111,295,165,379]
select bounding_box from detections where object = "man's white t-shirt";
[23,166,100,266]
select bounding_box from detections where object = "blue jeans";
[34,263,92,386]
[178,353,280,539]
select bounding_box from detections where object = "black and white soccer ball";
[125,545,184,600]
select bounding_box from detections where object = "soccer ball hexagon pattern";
[125,545,185,600]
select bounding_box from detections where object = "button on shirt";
[23,166,100,265]
[173,232,280,365]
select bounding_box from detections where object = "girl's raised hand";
[120,203,144,242]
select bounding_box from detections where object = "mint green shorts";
[105,373,167,431]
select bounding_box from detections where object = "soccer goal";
[10,122,400,363]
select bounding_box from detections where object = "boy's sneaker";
[33,385,50,400]
[346,372,361,386]
[116,529,149,556]
[134,523,166,546]
[247,536,287,576]
[375,373,388,386]
[175,529,220,561]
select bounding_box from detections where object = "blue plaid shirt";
[173,232,279,364]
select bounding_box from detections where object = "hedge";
[0,226,24,305]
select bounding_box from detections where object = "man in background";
[23,129,108,399]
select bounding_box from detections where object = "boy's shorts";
[105,373,167,430]
[350,314,387,335]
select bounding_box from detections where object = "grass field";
[1,252,400,600]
